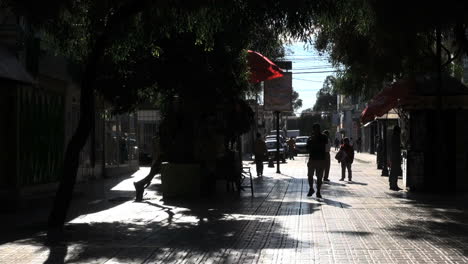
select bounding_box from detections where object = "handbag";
[335,149,347,162]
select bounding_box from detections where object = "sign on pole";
[264,72,292,112]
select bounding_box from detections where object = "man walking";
[287,137,296,160]
[334,138,340,151]
[254,133,268,177]
[306,123,328,198]
[356,137,362,153]
[389,126,402,190]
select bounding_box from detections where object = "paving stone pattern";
[1,151,468,263]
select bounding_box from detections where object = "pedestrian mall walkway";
[1,151,468,263]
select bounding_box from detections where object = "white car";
[294,136,309,154]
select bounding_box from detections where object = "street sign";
[264,72,292,112]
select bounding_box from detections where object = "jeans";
[324,152,330,180]
[341,161,352,180]
[307,159,326,191]
[255,156,264,175]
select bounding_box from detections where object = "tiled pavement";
[1,151,468,263]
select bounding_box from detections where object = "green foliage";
[11,0,344,148]
[313,75,337,111]
[298,112,333,137]
[292,91,302,112]
[310,0,468,98]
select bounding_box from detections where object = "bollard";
[268,158,274,167]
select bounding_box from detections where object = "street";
[1,152,468,264]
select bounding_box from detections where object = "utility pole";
[275,111,281,174]
[381,120,389,176]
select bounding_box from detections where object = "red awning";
[360,79,415,124]
[361,76,468,124]
[247,50,284,83]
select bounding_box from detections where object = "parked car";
[265,139,286,162]
[295,136,309,154]
[266,135,285,143]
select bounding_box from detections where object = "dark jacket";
[339,144,355,163]
[306,134,328,160]
[254,139,267,158]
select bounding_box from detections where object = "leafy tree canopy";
[309,1,468,98]
[313,75,337,111]
[292,90,303,112]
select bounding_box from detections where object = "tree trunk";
[47,104,94,229]
[47,1,151,231]
[47,60,98,229]
[47,32,107,229]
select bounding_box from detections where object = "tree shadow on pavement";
[328,230,372,236]
[0,179,140,246]
[384,192,468,257]
[12,213,307,263]
[324,181,346,187]
[347,181,368,185]
[2,171,348,263]
[320,198,352,208]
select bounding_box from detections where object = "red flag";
[247,50,284,83]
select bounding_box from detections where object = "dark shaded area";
[384,192,468,256]
[0,175,138,245]
[324,181,346,187]
[1,176,320,263]
[12,199,311,263]
[328,231,372,236]
[320,198,351,208]
[347,181,368,186]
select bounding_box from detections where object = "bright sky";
[283,41,335,115]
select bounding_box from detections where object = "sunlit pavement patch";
[2,156,468,263]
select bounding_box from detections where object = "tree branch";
[441,43,452,61]
[442,48,462,67]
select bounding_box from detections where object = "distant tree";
[292,90,303,112]
[313,75,337,112]
[297,112,334,137]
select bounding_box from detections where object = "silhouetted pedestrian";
[334,138,340,151]
[356,137,362,153]
[389,126,402,191]
[323,130,331,182]
[134,134,163,201]
[254,133,267,177]
[306,123,328,198]
[376,135,383,167]
[287,137,296,160]
[339,137,354,181]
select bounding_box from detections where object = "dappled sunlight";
[3,157,468,263]
[110,167,152,191]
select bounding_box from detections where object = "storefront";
[361,76,468,192]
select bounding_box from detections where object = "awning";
[360,79,414,124]
[247,50,284,83]
[360,76,468,124]
[0,46,35,84]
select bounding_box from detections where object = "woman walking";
[338,137,354,181]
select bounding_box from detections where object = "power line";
[293,78,325,82]
[292,66,334,70]
[292,70,339,74]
